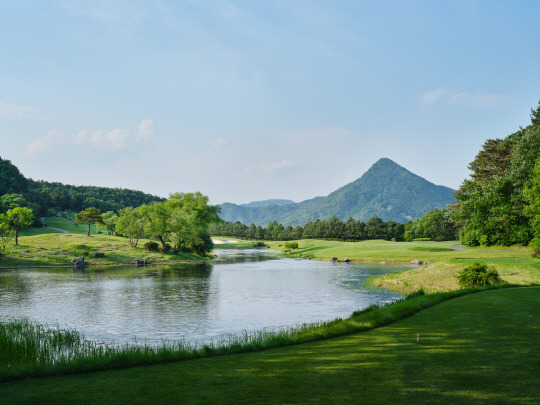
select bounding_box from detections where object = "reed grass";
[0,283,520,382]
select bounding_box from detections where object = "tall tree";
[6,207,34,245]
[75,207,104,236]
[524,157,540,256]
[116,207,146,247]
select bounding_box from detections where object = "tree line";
[210,208,457,242]
[0,156,165,217]
[452,100,540,253]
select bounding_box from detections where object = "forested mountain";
[0,156,164,215]
[220,158,455,226]
[240,199,295,208]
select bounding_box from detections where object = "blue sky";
[1,1,539,204]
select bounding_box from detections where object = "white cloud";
[245,160,296,174]
[27,127,130,156]
[420,89,448,106]
[91,129,129,148]
[0,102,45,120]
[136,118,154,142]
[420,89,507,110]
[210,139,227,147]
[26,130,64,155]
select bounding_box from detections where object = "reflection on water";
[0,249,412,345]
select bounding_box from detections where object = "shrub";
[160,243,172,253]
[144,241,159,252]
[254,242,267,248]
[412,238,431,242]
[456,263,502,288]
[284,242,298,249]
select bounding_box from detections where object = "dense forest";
[452,101,540,252]
[210,207,457,242]
[0,157,164,217]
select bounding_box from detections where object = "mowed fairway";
[1,287,538,404]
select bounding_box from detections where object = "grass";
[237,238,540,293]
[0,233,205,267]
[0,286,538,404]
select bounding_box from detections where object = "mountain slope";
[219,158,455,226]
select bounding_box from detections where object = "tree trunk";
[87,223,91,236]
[14,229,19,246]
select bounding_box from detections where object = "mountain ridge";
[219,158,455,226]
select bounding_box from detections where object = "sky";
[1,1,539,205]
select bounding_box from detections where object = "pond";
[0,249,414,345]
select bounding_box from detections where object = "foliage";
[456,263,502,288]
[0,157,28,196]
[0,214,13,252]
[6,207,34,246]
[115,207,146,247]
[144,241,159,252]
[524,156,540,257]
[283,242,298,249]
[97,211,118,235]
[75,207,104,236]
[160,243,172,253]
[453,101,540,248]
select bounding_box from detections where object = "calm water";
[0,250,413,345]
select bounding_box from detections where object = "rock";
[342,258,351,263]
[410,259,422,265]
[331,257,338,261]
[93,252,105,258]
[134,259,146,267]
[71,256,86,267]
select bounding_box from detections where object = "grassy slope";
[0,233,203,267]
[261,239,539,292]
[1,287,538,404]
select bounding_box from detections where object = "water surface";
[0,249,413,345]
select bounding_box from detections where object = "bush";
[456,263,502,288]
[144,241,159,252]
[412,238,431,242]
[284,242,298,249]
[160,243,171,253]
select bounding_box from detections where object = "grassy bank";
[0,233,205,267]
[244,238,539,292]
[0,284,522,382]
[1,286,538,404]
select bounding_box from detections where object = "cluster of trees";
[211,209,457,243]
[78,192,220,255]
[404,207,458,242]
[0,156,165,217]
[452,101,540,248]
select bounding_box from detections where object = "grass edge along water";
[0,283,528,382]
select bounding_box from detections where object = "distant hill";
[219,158,455,226]
[0,156,164,214]
[240,199,295,208]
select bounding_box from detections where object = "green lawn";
[0,233,204,267]
[1,287,538,404]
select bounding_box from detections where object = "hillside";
[0,156,164,214]
[219,158,455,226]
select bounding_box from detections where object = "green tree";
[98,211,118,235]
[75,207,104,236]
[524,156,540,256]
[6,207,34,245]
[0,214,13,252]
[365,216,386,240]
[116,207,146,247]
